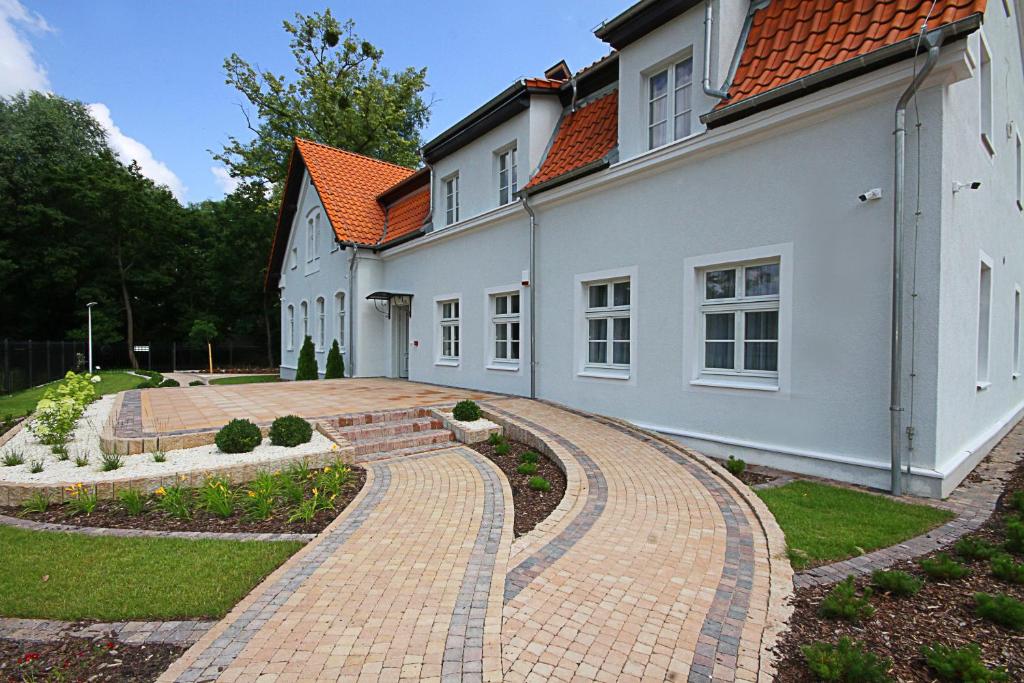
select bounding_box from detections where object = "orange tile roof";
[721,0,987,110]
[382,188,431,245]
[525,90,618,191]
[295,138,417,245]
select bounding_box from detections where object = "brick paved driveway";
[159,397,791,682]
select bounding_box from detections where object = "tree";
[295,336,318,380]
[189,319,218,374]
[215,9,430,188]
[324,339,344,379]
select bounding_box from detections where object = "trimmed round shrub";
[452,400,481,422]
[189,380,204,387]
[215,418,262,453]
[269,415,313,447]
[517,462,539,475]
[528,476,551,492]
[159,378,180,388]
[520,451,539,464]
[137,380,159,389]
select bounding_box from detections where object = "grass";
[0,371,146,418]
[0,525,301,620]
[757,481,954,570]
[209,374,279,386]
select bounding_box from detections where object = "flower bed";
[0,636,183,683]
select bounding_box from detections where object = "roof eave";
[595,0,703,49]
[522,157,612,197]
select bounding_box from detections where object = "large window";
[1016,133,1022,210]
[648,57,693,150]
[300,301,309,342]
[497,147,518,206]
[444,174,460,225]
[439,299,460,361]
[491,292,520,366]
[980,38,994,154]
[585,279,631,367]
[978,259,992,386]
[1014,287,1021,378]
[315,297,325,350]
[335,292,345,350]
[700,261,780,377]
[306,210,321,262]
[287,305,295,351]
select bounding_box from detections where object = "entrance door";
[395,306,410,378]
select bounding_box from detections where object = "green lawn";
[757,481,954,570]
[0,526,301,620]
[0,371,146,418]
[209,374,280,385]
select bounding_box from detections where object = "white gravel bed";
[0,395,336,485]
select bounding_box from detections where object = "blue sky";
[2,0,625,203]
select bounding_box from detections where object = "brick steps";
[326,408,456,463]
[338,417,443,441]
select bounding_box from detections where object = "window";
[491,292,520,365]
[700,261,780,377]
[300,301,309,342]
[290,247,298,270]
[335,292,345,349]
[497,147,518,206]
[1014,287,1021,377]
[647,57,693,150]
[439,299,460,360]
[978,259,992,386]
[316,297,325,350]
[287,305,295,351]
[444,175,460,225]
[1017,133,1022,210]
[585,279,631,367]
[980,38,994,154]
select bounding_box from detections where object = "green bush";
[725,455,746,477]
[137,379,159,389]
[974,592,1024,631]
[269,415,313,447]
[801,637,892,683]
[28,459,44,473]
[528,476,551,492]
[452,400,482,422]
[520,451,539,464]
[517,462,539,475]
[1005,517,1024,554]
[487,432,504,447]
[158,378,180,388]
[295,336,319,381]
[99,452,124,472]
[188,380,204,387]
[922,643,1008,682]
[819,576,874,623]
[955,537,1000,561]
[21,492,49,514]
[117,489,146,516]
[991,554,1024,584]
[215,418,262,453]
[324,340,344,379]
[1,450,25,466]
[920,553,970,580]
[1008,490,1024,514]
[494,442,511,456]
[870,570,922,597]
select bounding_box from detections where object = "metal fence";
[1,339,274,394]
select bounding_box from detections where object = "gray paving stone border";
[0,513,315,543]
[0,617,214,647]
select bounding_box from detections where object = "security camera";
[858,188,883,202]
[953,180,983,193]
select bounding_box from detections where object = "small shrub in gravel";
[73,453,89,467]
[921,643,1007,682]
[725,455,746,477]
[819,576,874,623]
[99,452,124,471]
[528,476,550,492]
[991,554,1024,584]
[520,451,539,464]
[1005,517,1024,554]
[152,450,167,462]
[28,459,44,473]
[517,462,539,475]
[955,536,1000,561]
[488,432,504,447]
[800,637,892,683]
[870,570,922,597]
[974,592,1024,631]
[494,442,511,456]
[189,380,204,387]
[269,415,313,447]
[159,378,180,388]
[215,418,262,453]
[118,489,146,516]
[920,553,969,581]
[452,400,482,422]
[1,450,25,466]
[21,492,49,514]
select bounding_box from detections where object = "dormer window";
[648,57,693,150]
[497,147,518,206]
[444,174,460,225]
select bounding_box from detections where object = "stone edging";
[0,617,214,647]
[0,418,26,450]
[0,513,315,543]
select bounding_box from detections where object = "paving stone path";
[158,401,791,682]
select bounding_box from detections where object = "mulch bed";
[0,635,184,682]
[738,469,776,487]
[471,439,566,537]
[3,467,366,535]
[773,455,1024,681]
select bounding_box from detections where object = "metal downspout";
[522,195,538,399]
[891,30,945,495]
[348,246,358,378]
[702,0,729,99]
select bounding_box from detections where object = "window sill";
[578,367,630,381]
[977,381,992,391]
[486,363,519,372]
[435,359,460,368]
[982,133,996,157]
[690,377,779,392]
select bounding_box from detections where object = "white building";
[269,0,1024,498]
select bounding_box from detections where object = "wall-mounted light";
[858,188,883,202]
[953,181,983,193]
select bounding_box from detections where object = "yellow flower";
[323,466,331,472]
[312,488,318,496]
[247,491,257,498]
[155,486,166,497]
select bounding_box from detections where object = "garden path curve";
[158,400,791,683]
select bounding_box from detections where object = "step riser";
[350,431,453,457]
[338,419,443,441]
[336,408,432,427]
[355,442,455,463]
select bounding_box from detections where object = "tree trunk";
[117,246,138,370]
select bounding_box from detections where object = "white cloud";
[0,0,53,96]
[87,102,187,202]
[210,165,240,195]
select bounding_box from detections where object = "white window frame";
[978,253,993,389]
[435,295,461,366]
[646,55,693,151]
[683,244,792,393]
[1016,132,1023,211]
[290,247,298,270]
[979,35,994,156]
[573,267,637,382]
[286,305,295,351]
[315,296,325,351]
[300,300,309,343]
[497,146,518,206]
[486,287,521,371]
[444,174,460,226]
[335,291,346,351]
[1014,285,1021,379]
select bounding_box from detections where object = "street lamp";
[86,302,98,374]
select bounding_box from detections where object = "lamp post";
[86,302,98,374]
